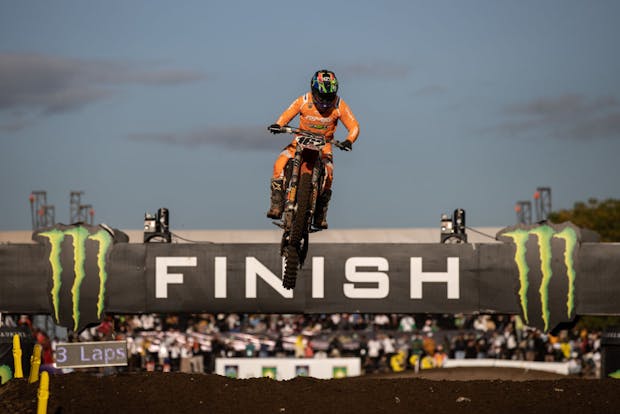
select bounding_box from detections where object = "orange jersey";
[276,92,360,145]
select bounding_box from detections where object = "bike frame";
[283,140,325,231]
[270,125,346,289]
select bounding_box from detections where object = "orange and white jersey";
[276,92,360,146]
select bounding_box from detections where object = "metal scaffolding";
[515,200,532,225]
[29,191,55,230]
[70,191,94,225]
[534,187,552,222]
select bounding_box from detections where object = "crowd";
[1,312,602,377]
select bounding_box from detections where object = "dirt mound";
[369,366,571,381]
[1,368,617,414]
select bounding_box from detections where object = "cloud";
[339,61,411,79]
[0,53,207,128]
[412,84,447,97]
[128,126,284,151]
[0,110,38,132]
[492,94,620,140]
[0,118,35,133]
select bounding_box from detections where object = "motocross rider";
[267,69,359,229]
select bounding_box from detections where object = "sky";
[1,1,619,232]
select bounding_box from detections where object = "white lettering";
[92,348,103,361]
[215,257,227,298]
[312,257,325,298]
[343,257,389,299]
[304,115,332,122]
[155,257,197,298]
[410,257,460,299]
[245,257,293,299]
[76,346,85,362]
[105,348,115,364]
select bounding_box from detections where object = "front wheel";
[282,171,312,289]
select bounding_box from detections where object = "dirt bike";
[268,125,350,289]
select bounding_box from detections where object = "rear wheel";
[282,171,312,289]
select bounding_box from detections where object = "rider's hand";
[268,124,282,134]
[339,140,352,151]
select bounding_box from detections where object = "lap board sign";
[55,341,127,369]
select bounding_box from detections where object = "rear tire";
[282,171,312,289]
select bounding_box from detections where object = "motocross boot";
[314,189,332,229]
[267,178,285,219]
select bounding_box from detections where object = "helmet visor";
[313,91,337,108]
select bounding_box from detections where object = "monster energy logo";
[502,224,578,332]
[38,226,113,331]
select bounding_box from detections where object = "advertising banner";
[1,222,620,333]
[215,357,361,380]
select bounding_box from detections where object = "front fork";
[310,158,325,219]
[283,151,303,229]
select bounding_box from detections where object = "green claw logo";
[502,224,578,332]
[0,365,12,385]
[38,226,113,331]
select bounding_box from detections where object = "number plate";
[297,136,325,148]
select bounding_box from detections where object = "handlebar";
[268,125,351,151]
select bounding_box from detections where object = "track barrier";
[37,371,49,414]
[12,334,23,378]
[29,344,42,383]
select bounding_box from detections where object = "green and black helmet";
[311,69,338,111]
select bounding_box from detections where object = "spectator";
[434,345,448,367]
[452,333,467,359]
[140,314,156,331]
[158,341,169,368]
[304,340,314,358]
[422,334,436,356]
[180,343,192,373]
[382,334,396,363]
[245,341,256,358]
[294,335,305,358]
[169,341,181,372]
[373,314,390,330]
[399,315,416,332]
[366,336,382,373]
[421,319,435,334]
[389,350,407,372]
[465,334,477,359]
[3,312,604,378]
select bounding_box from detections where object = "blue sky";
[1,1,619,231]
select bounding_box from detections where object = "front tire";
[282,171,312,289]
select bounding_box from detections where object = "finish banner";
[1,222,619,333]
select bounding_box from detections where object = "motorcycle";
[268,125,350,289]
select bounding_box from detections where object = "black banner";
[32,224,124,332]
[1,223,620,333]
[602,327,620,378]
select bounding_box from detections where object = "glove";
[268,124,282,134]
[339,140,352,151]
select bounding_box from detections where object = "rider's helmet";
[311,70,338,111]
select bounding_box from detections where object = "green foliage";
[576,316,620,332]
[548,198,620,242]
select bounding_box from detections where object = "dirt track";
[1,367,618,414]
